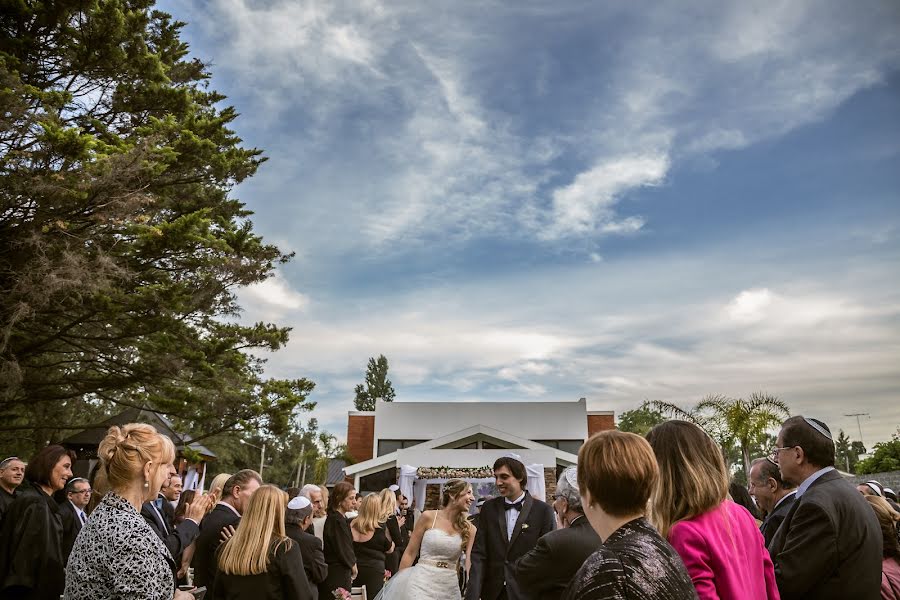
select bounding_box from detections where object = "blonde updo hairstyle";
[441,479,472,550]
[99,423,175,491]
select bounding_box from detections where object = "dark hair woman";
[319,481,357,598]
[0,444,74,600]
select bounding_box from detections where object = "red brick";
[587,413,615,437]
[347,414,375,463]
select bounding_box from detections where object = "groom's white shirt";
[505,492,525,540]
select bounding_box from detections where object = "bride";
[375,479,476,600]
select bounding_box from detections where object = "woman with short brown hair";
[563,430,695,599]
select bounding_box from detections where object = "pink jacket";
[668,499,779,600]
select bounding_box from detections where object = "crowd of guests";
[0,413,897,600]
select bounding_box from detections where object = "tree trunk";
[742,443,751,480]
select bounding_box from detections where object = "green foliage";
[354,355,395,411]
[652,392,790,479]
[0,2,314,453]
[835,430,866,472]
[855,432,900,475]
[617,402,665,435]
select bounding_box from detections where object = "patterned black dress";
[563,517,697,600]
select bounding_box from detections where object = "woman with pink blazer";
[646,420,779,600]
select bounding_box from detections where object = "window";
[360,468,396,493]
[454,442,478,449]
[535,440,584,454]
[377,440,427,456]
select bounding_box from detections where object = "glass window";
[360,468,396,493]
[558,440,584,455]
[377,440,403,456]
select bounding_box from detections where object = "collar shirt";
[505,492,526,540]
[772,489,797,511]
[796,466,835,499]
[218,501,241,519]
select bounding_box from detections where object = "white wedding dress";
[374,518,463,600]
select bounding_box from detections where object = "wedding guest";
[143,463,210,578]
[345,492,361,519]
[0,457,25,527]
[213,485,311,600]
[208,472,231,500]
[0,444,73,600]
[162,473,183,510]
[748,458,797,547]
[174,489,198,526]
[286,495,327,599]
[379,488,404,577]
[729,481,762,523]
[193,469,262,595]
[299,484,324,534]
[563,431,696,600]
[63,423,194,600]
[352,494,394,596]
[768,416,881,599]
[173,489,198,583]
[312,485,328,540]
[646,420,778,600]
[513,466,602,600]
[319,482,356,598]
[864,495,900,599]
[59,476,92,563]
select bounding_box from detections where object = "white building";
[342,399,614,503]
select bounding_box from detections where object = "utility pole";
[844,413,869,448]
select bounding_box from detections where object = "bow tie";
[504,500,524,511]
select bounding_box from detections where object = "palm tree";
[652,392,790,479]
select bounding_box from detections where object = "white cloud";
[239,273,310,314]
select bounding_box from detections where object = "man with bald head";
[748,457,796,547]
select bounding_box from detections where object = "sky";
[160,0,900,447]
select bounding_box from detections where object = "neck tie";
[504,500,523,511]
[79,511,86,525]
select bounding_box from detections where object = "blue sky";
[161,1,900,446]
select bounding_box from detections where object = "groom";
[465,455,556,600]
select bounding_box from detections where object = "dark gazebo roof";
[61,407,216,459]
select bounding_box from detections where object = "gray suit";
[767,469,881,600]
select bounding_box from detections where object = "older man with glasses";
[59,477,92,563]
[0,457,26,526]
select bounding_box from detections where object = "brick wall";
[587,413,615,437]
[544,468,557,503]
[346,414,375,463]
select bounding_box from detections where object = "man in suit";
[59,477,91,563]
[512,467,601,600]
[465,455,556,600]
[161,472,183,512]
[0,457,25,528]
[192,469,262,595]
[142,465,207,574]
[299,484,324,534]
[768,416,882,600]
[748,457,797,547]
[286,495,328,599]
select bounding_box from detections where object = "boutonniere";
[521,523,529,530]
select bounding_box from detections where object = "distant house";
[342,398,614,505]
[61,407,216,491]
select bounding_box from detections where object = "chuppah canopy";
[399,464,546,511]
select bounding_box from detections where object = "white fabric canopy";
[397,463,546,510]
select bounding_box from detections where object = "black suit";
[286,523,328,600]
[512,515,601,600]
[759,491,796,548]
[767,469,882,600]
[465,492,556,600]
[57,499,84,564]
[141,499,200,569]
[384,514,404,575]
[193,503,241,594]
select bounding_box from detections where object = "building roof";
[325,458,348,487]
[61,407,217,459]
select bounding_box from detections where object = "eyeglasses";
[70,488,92,495]
[769,446,797,464]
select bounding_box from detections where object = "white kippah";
[562,466,578,488]
[864,481,883,497]
[388,484,399,492]
[504,452,523,463]
[288,495,312,510]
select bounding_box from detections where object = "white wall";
[373,399,590,454]
[395,448,559,469]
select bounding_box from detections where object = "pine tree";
[354,355,396,411]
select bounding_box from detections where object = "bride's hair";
[441,479,472,550]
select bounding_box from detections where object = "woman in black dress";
[319,482,357,597]
[378,488,403,578]
[563,430,696,600]
[351,494,394,597]
[0,445,74,600]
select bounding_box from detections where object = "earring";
[144,481,149,488]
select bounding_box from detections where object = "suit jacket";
[465,492,556,600]
[384,514,404,575]
[286,523,327,600]
[512,515,601,600]
[141,499,200,568]
[212,541,312,600]
[767,469,882,600]
[58,499,84,564]
[0,480,66,600]
[760,491,796,548]
[193,503,241,593]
